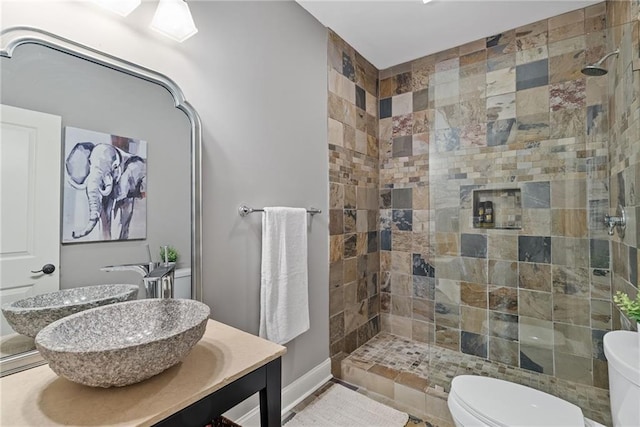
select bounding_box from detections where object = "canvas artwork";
[62,126,147,243]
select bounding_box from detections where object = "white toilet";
[604,331,640,427]
[447,331,639,427]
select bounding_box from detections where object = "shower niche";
[472,188,522,229]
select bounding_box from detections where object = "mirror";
[0,27,202,375]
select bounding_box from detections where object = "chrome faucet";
[100,262,155,277]
[142,263,175,299]
[604,205,626,237]
[100,261,175,299]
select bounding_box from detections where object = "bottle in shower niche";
[475,202,485,228]
[484,201,494,228]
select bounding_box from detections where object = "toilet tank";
[173,268,191,299]
[603,331,640,427]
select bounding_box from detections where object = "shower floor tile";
[341,332,611,426]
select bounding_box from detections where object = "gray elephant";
[65,142,146,240]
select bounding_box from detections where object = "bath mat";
[210,416,240,427]
[284,384,409,427]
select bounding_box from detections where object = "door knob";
[31,264,56,274]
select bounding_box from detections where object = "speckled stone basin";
[35,299,210,388]
[1,284,139,338]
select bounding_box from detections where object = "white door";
[0,104,62,338]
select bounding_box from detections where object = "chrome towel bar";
[238,205,322,217]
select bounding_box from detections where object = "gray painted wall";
[1,43,191,292]
[1,1,330,386]
[189,1,330,384]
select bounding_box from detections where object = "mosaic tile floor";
[342,333,612,426]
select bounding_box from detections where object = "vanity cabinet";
[0,320,286,426]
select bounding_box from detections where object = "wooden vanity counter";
[0,319,287,426]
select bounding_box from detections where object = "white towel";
[259,207,310,345]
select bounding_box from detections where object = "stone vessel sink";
[1,284,139,338]
[35,299,210,388]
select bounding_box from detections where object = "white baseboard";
[224,357,332,426]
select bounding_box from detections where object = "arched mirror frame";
[0,26,203,375]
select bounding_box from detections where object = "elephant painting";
[62,128,147,243]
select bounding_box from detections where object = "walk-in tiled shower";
[328,0,639,420]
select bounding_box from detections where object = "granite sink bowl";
[1,284,139,338]
[35,298,210,388]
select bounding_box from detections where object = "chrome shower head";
[581,65,609,76]
[581,49,620,76]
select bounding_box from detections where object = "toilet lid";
[450,375,585,427]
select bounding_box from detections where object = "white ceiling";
[296,0,601,70]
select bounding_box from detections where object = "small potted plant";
[160,245,179,264]
[613,291,640,331]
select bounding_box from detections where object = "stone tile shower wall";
[327,31,381,376]
[378,3,616,388]
[607,1,640,331]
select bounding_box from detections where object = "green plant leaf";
[613,291,640,322]
[159,245,179,263]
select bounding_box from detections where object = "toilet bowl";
[447,376,604,427]
[448,330,639,427]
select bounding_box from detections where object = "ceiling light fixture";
[422,0,435,3]
[91,0,141,17]
[150,0,198,43]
